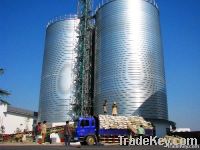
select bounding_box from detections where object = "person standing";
[35,122,42,143]
[112,102,118,116]
[41,121,47,144]
[103,100,108,114]
[64,121,72,147]
[137,125,145,137]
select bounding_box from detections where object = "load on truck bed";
[74,115,154,145]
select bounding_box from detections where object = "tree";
[0,125,5,134]
[0,68,10,104]
[15,127,21,134]
[0,68,4,75]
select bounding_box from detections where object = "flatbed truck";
[73,116,153,145]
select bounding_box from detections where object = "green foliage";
[0,68,4,75]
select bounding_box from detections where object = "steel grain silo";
[38,16,79,123]
[94,0,168,121]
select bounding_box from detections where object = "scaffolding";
[73,0,93,117]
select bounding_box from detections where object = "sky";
[0,0,200,131]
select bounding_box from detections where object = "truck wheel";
[86,136,95,145]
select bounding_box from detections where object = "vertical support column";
[73,0,93,117]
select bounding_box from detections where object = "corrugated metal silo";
[38,16,79,123]
[94,0,168,120]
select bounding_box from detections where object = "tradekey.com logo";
[118,136,199,149]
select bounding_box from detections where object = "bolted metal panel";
[94,0,168,120]
[38,17,79,123]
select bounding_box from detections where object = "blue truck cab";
[75,117,97,145]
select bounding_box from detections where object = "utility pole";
[73,0,93,117]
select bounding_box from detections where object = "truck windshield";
[80,120,89,127]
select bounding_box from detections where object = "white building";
[175,128,191,132]
[0,100,38,134]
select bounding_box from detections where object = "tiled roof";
[7,105,38,118]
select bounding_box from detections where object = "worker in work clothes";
[137,125,145,138]
[112,102,118,116]
[103,100,108,114]
[64,121,72,147]
[35,122,42,143]
[41,121,47,144]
